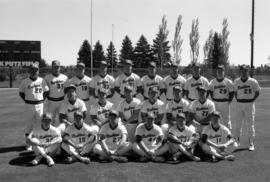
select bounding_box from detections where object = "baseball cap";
[42,113,53,122]
[100,60,108,66]
[124,85,133,92]
[109,110,119,117]
[52,60,61,67]
[176,113,186,120]
[211,111,221,118]
[74,111,83,118]
[196,86,207,92]
[147,112,155,119]
[77,62,85,68]
[192,62,200,68]
[65,84,77,93]
[239,64,249,70]
[148,86,158,93]
[173,86,182,92]
[29,62,39,70]
[123,59,133,66]
[149,61,157,68]
[217,65,225,70]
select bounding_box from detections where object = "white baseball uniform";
[19,77,49,134]
[140,99,165,124]
[233,77,261,141]
[163,74,186,101]
[185,76,209,101]
[209,78,234,129]
[141,74,164,99]
[89,74,115,98]
[44,73,68,126]
[166,98,190,118]
[89,101,114,126]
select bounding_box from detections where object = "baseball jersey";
[115,73,141,96]
[66,75,91,100]
[209,78,234,100]
[163,75,186,100]
[32,125,61,145]
[64,123,96,145]
[117,98,142,121]
[233,77,261,100]
[135,123,163,148]
[90,101,114,124]
[99,122,128,151]
[140,99,165,118]
[185,76,210,100]
[141,75,164,98]
[44,73,68,98]
[189,99,215,124]
[19,77,49,101]
[59,98,87,122]
[166,98,190,118]
[202,124,231,145]
[168,125,195,143]
[89,74,115,97]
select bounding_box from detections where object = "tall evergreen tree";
[220,18,230,66]
[93,41,106,68]
[207,32,223,69]
[106,41,117,67]
[134,35,154,68]
[119,35,134,63]
[203,30,214,66]
[152,15,171,68]
[78,40,91,67]
[189,18,200,64]
[172,15,183,65]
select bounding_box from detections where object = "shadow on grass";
[0,145,26,153]
[9,155,35,167]
[232,147,249,153]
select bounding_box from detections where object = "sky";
[0,0,269,67]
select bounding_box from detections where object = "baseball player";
[93,110,132,162]
[19,63,49,151]
[141,61,164,100]
[117,86,142,142]
[27,113,62,167]
[189,86,215,134]
[132,112,167,162]
[185,63,209,102]
[209,65,234,129]
[59,84,87,132]
[65,62,92,123]
[162,62,186,102]
[61,111,97,164]
[44,60,68,126]
[200,111,235,162]
[233,65,260,151]
[167,113,200,162]
[89,60,115,101]
[90,88,114,130]
[140,86,165,126]
[115,59,142,102]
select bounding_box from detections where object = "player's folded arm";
[167,133,182,144]
[59,113,68,124]
[91,115,101,127]
[127,109,140,123]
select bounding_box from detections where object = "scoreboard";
[0,40,41,67]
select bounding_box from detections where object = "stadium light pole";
[90,0,93,77]
[250,0,255,77]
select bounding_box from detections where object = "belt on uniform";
[237,99,253,103]
[213,98,229,102]
[187,97,195,102]
[47,96,64,102]
[167,98,172,101]
[25,100,44,105]
[82,98,90,101]
[200,122,210,126]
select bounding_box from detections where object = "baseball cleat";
[26,145,33,152]
[112,156,128,163]
[190,156,201,162]
[139,156,150,162]
[81,157,91,164]
[46,156,55,167]
[172,151,181,161]
[31,155,42,166]
[249,144,255,151]
[153,156,165,162]
[225,155,235,161]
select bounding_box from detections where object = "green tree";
[152,15,171,68]
[189,18,200,64]
[209,32,223,69]
[220,18,230,66]
[93,41,106,68]
[119,35,134,63]
[203,30,214,66]
[39,58,48,68]
[106,41,118,67]
[77,40,91,67]
[172,15,183,65]
[134,35,154,68]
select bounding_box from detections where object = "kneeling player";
[27,113,62,167]
[93,110,132,162]
[61,111,97,164]
[200,111,235,162]
[167,113,200,162]
[132,113,167,162]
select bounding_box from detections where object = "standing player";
[233,65,260,151]
[140,86,165,126]
[93,110,132,162]
[59,84,87,132]
[19,63,49,150]
[61,111,97,164]
[185,63,209,102]
[27,113,62,166]
[162,62,186,102]
[89,60,115,101]
[200,111,235,162]
[66,62,92,123]
[209,65,234,129]
[117,86,142,142]
[44,60,68,126]
[90,88,114,130]
[141,61,164,100]
[189,86,215,133]
[115,59,142,102]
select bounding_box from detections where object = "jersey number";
[219,88,227,94]
[244,88,252,94]
[79,136,86,143]
[202,111,208,117]
[82,85,88,91]
[57,83,64,89]
[35,87,42,93]
[113,136,120,143]
[216,137,221,144]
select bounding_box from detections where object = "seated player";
[27,113,62,167]
[117,86,142,142]
[167,113,200,162]
[200,111,235,162]
[132,113,167,162]
[61,111,97,164]
[90,88,114,131]
[93,110,132,162]
[59,84,87,132]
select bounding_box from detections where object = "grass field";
[0,89,270,182]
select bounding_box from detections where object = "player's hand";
[218,144,226,151]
